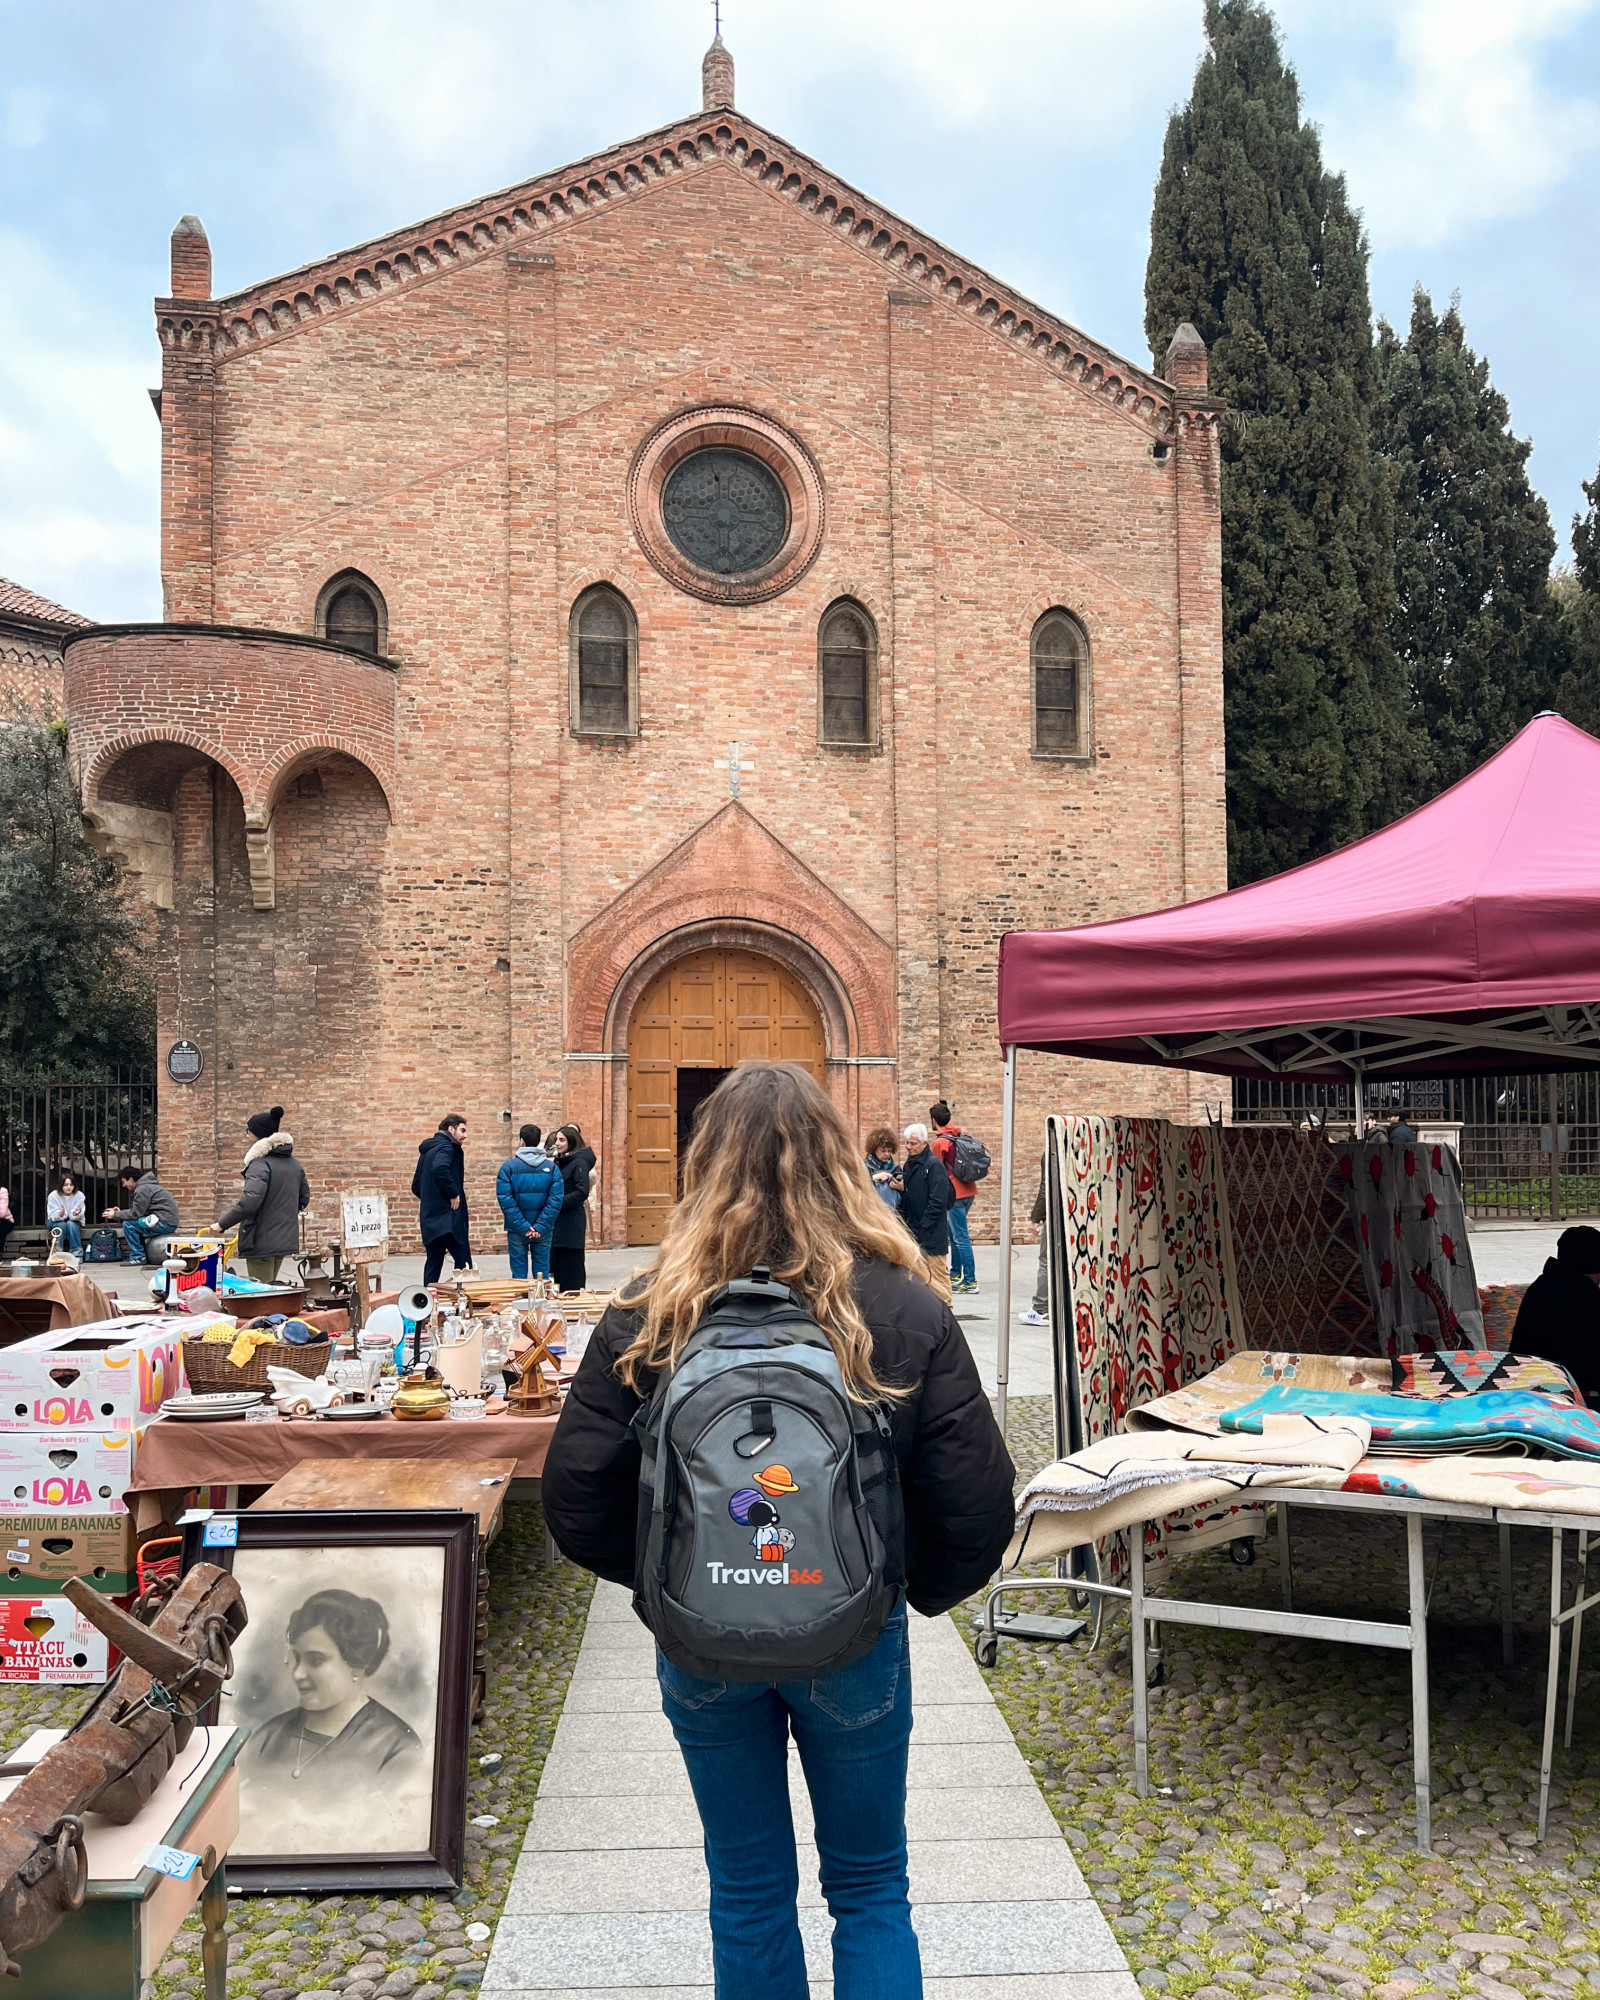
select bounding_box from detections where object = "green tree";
[1557,456,1600,733]
[0,709,155,1076]
[1146,0,1411,882]
[1375,289,1565,800]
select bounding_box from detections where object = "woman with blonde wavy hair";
[544,1061,1015,2000]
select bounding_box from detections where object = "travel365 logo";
[711,1464,822,1585]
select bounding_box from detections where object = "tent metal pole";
[996,1045,1017,1440]
[1549,1072,1562,1223]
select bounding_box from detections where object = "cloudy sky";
[4,0,1597,621]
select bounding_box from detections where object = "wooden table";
[0,1276,117,1343]
[253,1458,517,1717]
[126,1411,559,1533]
[5,1724,244,2000]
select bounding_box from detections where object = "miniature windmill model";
[505,1307,564,1415]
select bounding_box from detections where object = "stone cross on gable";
[713,741,755,798]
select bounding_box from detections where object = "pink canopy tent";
[990,714,1600,1424]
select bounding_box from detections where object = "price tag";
[201,1517,238,1547]
[143,1843,201,1880]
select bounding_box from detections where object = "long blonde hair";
[617,1062,935,1401]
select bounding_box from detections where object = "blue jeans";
[947,1195,976,1287]
[53,1220,82,1254]
[657,1608,920,2000]
[506,1231,552,1282]
[122,1218,153,1264]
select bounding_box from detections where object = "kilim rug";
[1218,1126,1377,1356]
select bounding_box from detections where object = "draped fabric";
[1219,1127,1377,1356]
[1333,1137,1485,1354]
[1054,1115,1251,1575]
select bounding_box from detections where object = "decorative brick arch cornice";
[191,111,1174,435]
[82,728,255,818]
[258,737,398,820]
[566,802,895,1057]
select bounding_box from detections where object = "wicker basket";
[182,1333,331,1393]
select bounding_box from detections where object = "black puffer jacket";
[543,1256,1016,1616]
[552,1146,594,1251]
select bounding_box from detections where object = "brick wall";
[66,108,1226,1248]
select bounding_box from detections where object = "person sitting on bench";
[103,1168,180,1268]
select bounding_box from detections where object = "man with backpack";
[930,1101,988,1295]
[495,1123,564,1283]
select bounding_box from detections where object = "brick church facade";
[62,40,1225,1250]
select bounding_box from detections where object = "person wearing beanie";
[1510,1224,1600,1403]
[215,1107,309,1283]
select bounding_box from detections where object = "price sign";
[340,1191,389,1258]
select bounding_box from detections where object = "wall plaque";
[165,1040,204,1083]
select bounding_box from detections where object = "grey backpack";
[632,1267,904,1682]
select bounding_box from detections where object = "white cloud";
[0,232,159,620]
[266,0,1201,189]
[1303,0,1600,247]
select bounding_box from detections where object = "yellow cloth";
[224,1327,281,1368]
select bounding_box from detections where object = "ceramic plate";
[160,1391,264,1415]
[313,1403,390,1420]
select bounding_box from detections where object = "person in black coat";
[1512,1224,1600,1402]
[411,1115,471,1286]
[542,1062,1014,2000]
[215,1107,311,1282]
[549,1125,593,1294]
[896,1120,953,1258]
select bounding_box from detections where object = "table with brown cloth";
[0,1273,117,1340]
[125,1410,559,1532]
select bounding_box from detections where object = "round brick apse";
[65,624,398,821]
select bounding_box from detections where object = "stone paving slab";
[484,1581,1133,2000]
[490,1899,1124,1987]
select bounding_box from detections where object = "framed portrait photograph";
[181,1507,477,1891]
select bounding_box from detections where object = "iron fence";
[1232,1073,1600,1222]
[0,1074,158,1231]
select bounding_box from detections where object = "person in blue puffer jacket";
[496,1124,565,1282]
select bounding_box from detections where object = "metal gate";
[0,1075,158,1230]
[1232,1074,1600,1222]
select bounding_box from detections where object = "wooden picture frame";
[180,1508,477,1892]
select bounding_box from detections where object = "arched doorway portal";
[625,947,826,1244]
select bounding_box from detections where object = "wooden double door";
[625,948,826,1244]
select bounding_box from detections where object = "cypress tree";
[1375,289,1565,800]
[1557,457,1600,733]
[1145,0,1411,883]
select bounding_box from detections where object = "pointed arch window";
[570,586,639,737]
[1031,609,1089,758]
[316,571,387,657]
[818,600,877,747]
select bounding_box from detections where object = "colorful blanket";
[1003,1346,1598,1568]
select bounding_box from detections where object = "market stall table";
[126,1411,559,1534]
[0,1275,117,1342]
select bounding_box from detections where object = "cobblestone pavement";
[976,1399,1600,2000]
[0,1497,593,2000]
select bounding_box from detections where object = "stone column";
[1165,322,1228,1123]
[887,289,939,1122]
[1164,323,1226,908]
